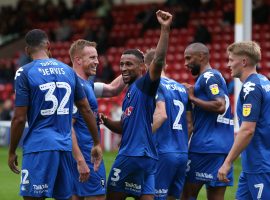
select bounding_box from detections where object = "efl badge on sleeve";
[209,84,219,95]
[243,104,252,117]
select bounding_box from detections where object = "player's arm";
[149,10,172,81]
[75,98,102,171]
[152,100,167,133]
[94,75,126,98]
[218,121,255,182]
[183,83,225,114]
[8,106,27,174]
[186,111,193,139]
[100,113,122,134]
[71,119,90,182]
[190,96,225,114]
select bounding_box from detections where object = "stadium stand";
[0,0,269,127]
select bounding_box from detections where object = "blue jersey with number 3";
[237,74,270,173]
[189,69,234,153]
[14,58,85,154]
[154,77,190,154]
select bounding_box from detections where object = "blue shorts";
[72,159,106,197]
[155,152,188,200]
[236,172,270,200]
[186,153,233,187]
[20,151,73,199]
[107,155,157,197]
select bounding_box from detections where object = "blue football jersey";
[154,77,190,154]
[14,58,85,154]
[73,78,100,161]
[118,72,160,159]
[237,74,270,173]
[189,69,234,153]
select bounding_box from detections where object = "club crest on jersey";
[243,81,255,99]
[203,71,214,83]
[209,84,219,95]
[121,106,134,120]
[243,104,252,117]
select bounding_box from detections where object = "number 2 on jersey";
[173,99,184,130]
[39,82,71,116]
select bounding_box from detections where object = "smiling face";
[227,52,244,78]
[120,54,142,85]
[80,46,99,77]
[184,50,202,76]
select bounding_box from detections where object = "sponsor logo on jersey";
[33,184,49,194]
[195,172,213,181]
[125,182,141,192]
[243,104,252,117]
[209,84,219,95]
[121,106,134,120]
[155,188,168,197]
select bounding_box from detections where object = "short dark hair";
[25,29,48,47]
[122,49,144,63]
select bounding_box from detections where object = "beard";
[190,63,201,76]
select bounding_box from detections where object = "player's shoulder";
[243,74,269,92]
[199,68,224,84]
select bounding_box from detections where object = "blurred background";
[0,0,269,199]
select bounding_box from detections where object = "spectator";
[96,55,115,83]
[0,99,13,120]
[54,19,73,41]
[192,21,212,44]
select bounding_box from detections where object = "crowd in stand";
[0,0,269,120]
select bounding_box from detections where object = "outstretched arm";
[94,75,126,98]
[149,10,172,81]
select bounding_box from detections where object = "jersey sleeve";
[240,83,262,122]
[14,68,30,107]
[74,73,86,101]
[202,73,225,100]
[136,71,160,97]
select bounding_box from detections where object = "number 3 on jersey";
[39,82,71,116]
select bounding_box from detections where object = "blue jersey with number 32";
[14,58,85,154]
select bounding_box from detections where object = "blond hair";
[227,41,261,65]
[69,39,97,63]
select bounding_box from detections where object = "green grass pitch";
[0,147,241,199]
